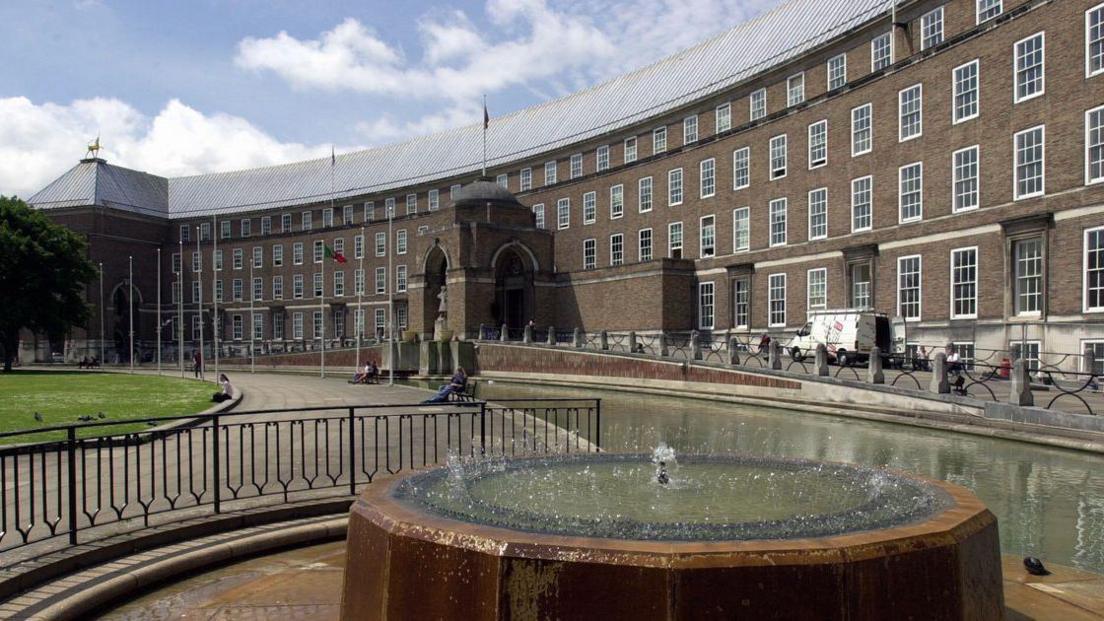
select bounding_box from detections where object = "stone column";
[691,331,702,360]
[729,337,741,366]
[523,324,533,343]
[1009,358,1034,406]
[477,323,485,340]
[868,346,885,384]
[815,343,829,377]
[628,331,638,354]
[573,327,583,348]
[547,326,556,346]
[600,330,609,351]
[930,352,950,394]
[769,339,782,370]
[659,333,669,357]
[500,323,508,342]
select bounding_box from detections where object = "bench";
[448,380,478,403]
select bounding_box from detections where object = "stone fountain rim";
[354,453,997,568]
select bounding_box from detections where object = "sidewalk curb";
[0,498,352,603]
[16,515,348,621]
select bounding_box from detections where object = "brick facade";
[27,0,1104,366]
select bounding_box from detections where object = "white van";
[785,310,894,366]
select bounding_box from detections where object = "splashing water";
[396,453,950,541]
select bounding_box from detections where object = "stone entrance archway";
[111,283,138,363]
[422,246,448,335]
[493,246,534,333]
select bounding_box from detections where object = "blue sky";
[0,0,782,197]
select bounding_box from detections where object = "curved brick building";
[23,0,1104,369]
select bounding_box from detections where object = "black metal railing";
[0,398,600,563]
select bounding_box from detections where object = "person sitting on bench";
[422,367,467,403]
[352,362,371,384]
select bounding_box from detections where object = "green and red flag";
[324,244,347,264]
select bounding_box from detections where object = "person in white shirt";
[212,373,234,402]
[945,345,966,395]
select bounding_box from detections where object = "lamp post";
[212,216,220,382]
[355,226,364,375]
[388,201,395,386]
[128,255,134,373]
[156,247,162,375]
[178,239,184,378]
[196,226,205,381]
[249,259,255,373]
[98,262,105,365]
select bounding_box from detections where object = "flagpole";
[128,255,134,374]
[196,226,205,381]
[322,145,335,379]
[97,259,103,364]
[177,240,184,378]
[355,225,364,375]
[156,247,162,375]
[212,216,219,383]
[482,94,488,177]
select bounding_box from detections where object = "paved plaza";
[0,373,462,565]
[90,540,1104,621]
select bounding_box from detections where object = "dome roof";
[451,178,524,208]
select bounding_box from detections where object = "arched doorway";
[493,245,534,333]
[422,245,448,333]
[112,283,138,363]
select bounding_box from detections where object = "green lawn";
[0,371,216,443]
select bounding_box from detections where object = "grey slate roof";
[29,0,890,219]
[27,158,169,216]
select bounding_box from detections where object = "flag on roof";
[324,244,346,264]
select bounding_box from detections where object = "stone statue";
[437,285,448,317]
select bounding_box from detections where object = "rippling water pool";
[475,381,1104,573]
[398,453,949,540]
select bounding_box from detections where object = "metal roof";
[27,158,169,217]
[29,0,890,219]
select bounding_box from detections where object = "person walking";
[193,350,204,380]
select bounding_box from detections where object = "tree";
[0,196,96,372]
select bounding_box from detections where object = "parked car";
[785,310,894,366]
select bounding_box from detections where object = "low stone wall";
[474,343,800,390]
[221,346,384,369]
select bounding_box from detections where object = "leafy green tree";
[0,196,96,372]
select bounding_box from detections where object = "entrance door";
[505,288,525,330]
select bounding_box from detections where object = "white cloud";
[234,1,616,103]
[0,97,342,197]
[5,0,787,196]
[236,0,783,145]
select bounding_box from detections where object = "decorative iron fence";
[0,398,600,562]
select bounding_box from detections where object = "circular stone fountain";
[341,453,1004,620]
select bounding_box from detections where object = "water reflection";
[479,382,1104,574]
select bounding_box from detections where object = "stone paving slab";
[74,540,1104,621]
